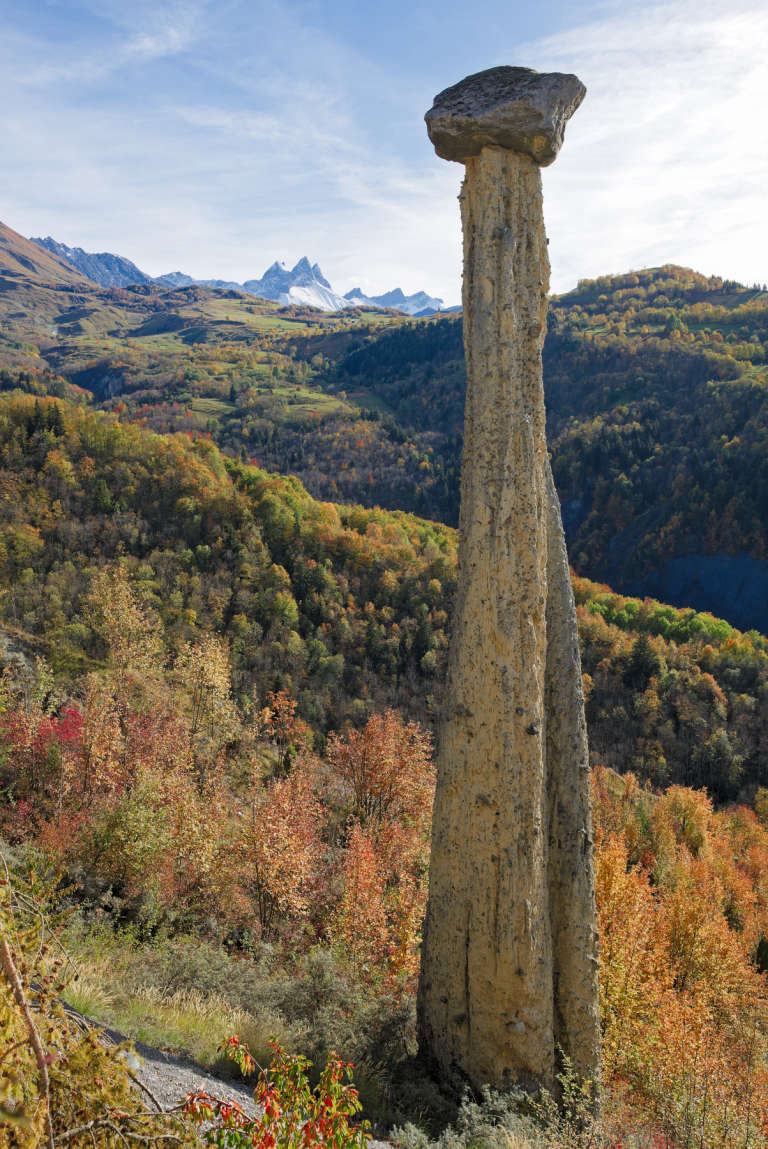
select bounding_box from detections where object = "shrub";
[185,1038,371,1148]
[0,853,195,1146]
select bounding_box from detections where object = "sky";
[1,0,766,305]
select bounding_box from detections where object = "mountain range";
[31,236,445,315]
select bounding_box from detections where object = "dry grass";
[62,944,296,1076]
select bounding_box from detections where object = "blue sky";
[1,0,766,304]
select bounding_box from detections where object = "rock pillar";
[417,67,601,1096]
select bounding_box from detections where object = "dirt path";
[58,1004,258,1128]
[126,1035,389,1147]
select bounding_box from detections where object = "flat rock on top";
[425,66,585,166]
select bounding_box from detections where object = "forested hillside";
[304,265,768,629]
[546,267,768,626]
[0,393,453,736]
[1,393,767,802]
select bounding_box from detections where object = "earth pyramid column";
[417,67,601,1096]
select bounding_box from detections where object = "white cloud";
[523,0,768,290]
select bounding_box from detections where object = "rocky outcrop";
[425,66,585,166]
[418,68,600,1097]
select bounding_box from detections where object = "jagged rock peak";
[31,235,153,288]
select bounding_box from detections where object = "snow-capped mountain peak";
[343,285,444,317]
[241,257,348,310]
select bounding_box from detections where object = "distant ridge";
[159,257,446,315]
[155,258,349,310]
[31,237,153,288]
[344,285,444,316]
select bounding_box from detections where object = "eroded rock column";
[417,67,601,1097]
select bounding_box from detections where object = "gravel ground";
[59,1002,258,1120]
[119,1034,258,1118]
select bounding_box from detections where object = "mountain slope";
[30,236,154,287]
[2,236,768,632]
[0,221,91,287]
[299,267,768,630]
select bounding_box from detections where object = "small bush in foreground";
[0,855,195,1147]
[185,1037,371,1148]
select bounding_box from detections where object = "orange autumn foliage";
[238,760,322,940]
[594,767,768,1147]
[332,822,389,979]
[325,709,433,828]
[4,576,768,1149]
[327,711,434,990]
